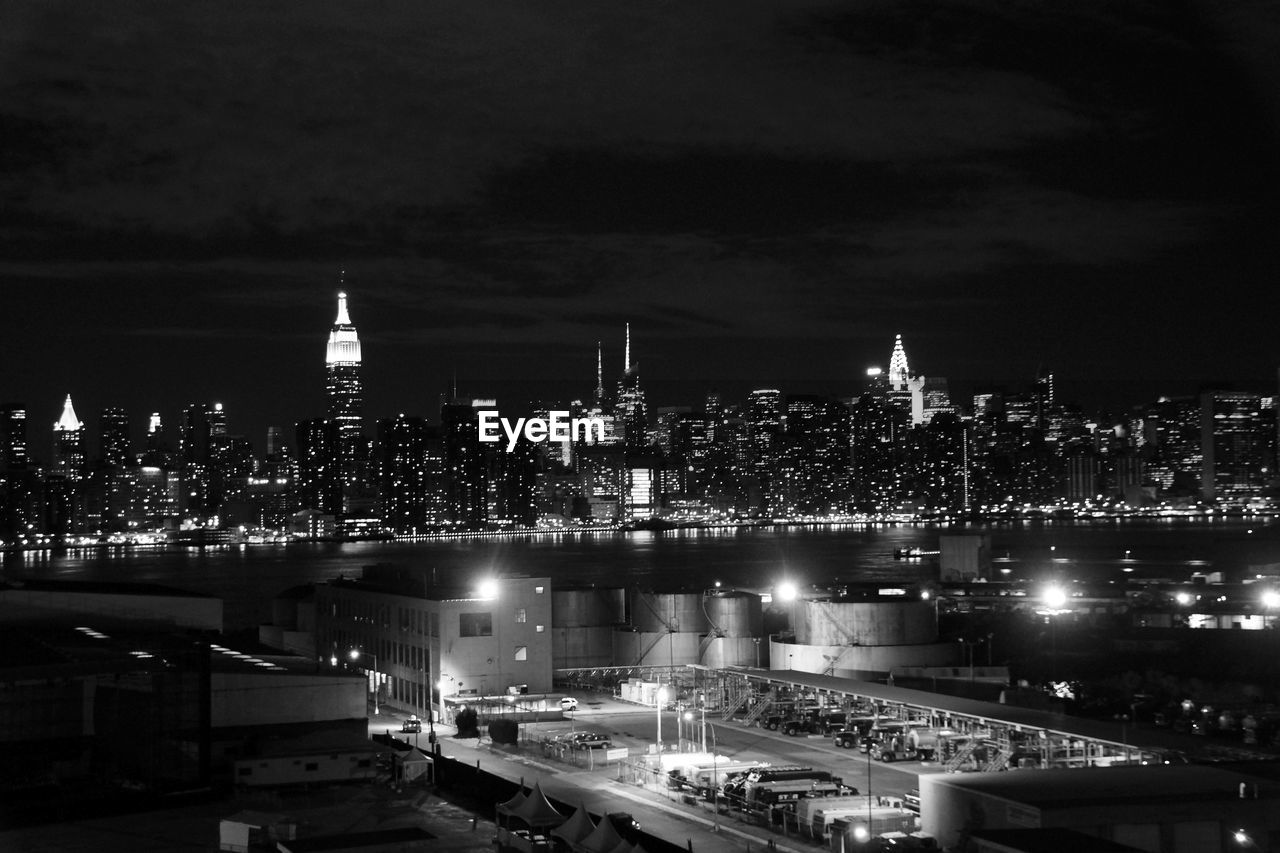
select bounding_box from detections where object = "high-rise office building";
[886,335,914,416]
[614,324,648,449]
[377,415,435,535]
[746,389,784,513]
[1200,391,1265,501]
[1143,397,1201,494]
[0,403,33,542]
[52,394,84,477]
[1,404,27,471]
[296,417,341,516]
[98,407,131,466]
[441,402,488,528]
[325,290,364,474]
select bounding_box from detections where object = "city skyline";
[2,297,1278,456]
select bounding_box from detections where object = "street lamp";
[656,686,668,753]
[350,648,379,715]
[701,701,720,832]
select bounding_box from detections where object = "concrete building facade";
[313,566,553,723]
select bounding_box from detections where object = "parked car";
[560,697,579,712]
[564,731,613,749]
[401,715,422,733]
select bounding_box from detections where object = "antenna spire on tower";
[595,341,604,400]
[334,288,352,326]
[624,323,631,374]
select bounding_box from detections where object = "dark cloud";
[1,0,1278,446]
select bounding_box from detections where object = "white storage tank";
[795,599,937,646]
[552,588,625,628]
[632,592,711,634]
[614,628,701,667]
[552,626,614,669]
[704,591,763,638]
[701,636,764,669]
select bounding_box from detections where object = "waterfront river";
[3,519,1276,630]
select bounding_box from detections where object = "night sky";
[3,1,1279,450]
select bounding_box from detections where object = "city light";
[1043,585,1068,610]
[477,578,499,600]
[1263,590,1280,609]
[776,581,798,602]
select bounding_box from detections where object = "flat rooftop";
[924,765,1279,809]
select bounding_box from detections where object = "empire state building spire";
[624,322,632,374]
[324,288,364,473]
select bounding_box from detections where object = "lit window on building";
[514,646,527,661]
[536,625,544,633]
[535,586,545,594]
[515,607,527,623]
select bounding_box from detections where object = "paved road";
[369,693,928,852]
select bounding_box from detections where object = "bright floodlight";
[777,581,798,602]
[853,826,870,841]
[478,578,499,600]
[1043,586,1068,609]
[1263,590,1280,609]
[657,686,669,704]
[1175,591,1192,606]
[1234,829,1249,845]
[349,648,360,661]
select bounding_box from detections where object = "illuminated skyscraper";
[98,407,131,466]
[614,324,648,449]
[0,404,27,471]
[888,335,910,390]
[1200,391,1265,501]
[52,394,84,477]
[325,290,364,474]
[746,389,783,512]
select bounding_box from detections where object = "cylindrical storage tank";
[553,588,625,628]
[552,626,614,669]
[614,628,701,667]
[701,636,764,669]
[796,600,936,646]
[632,592,711,634]
[704,592,763,638]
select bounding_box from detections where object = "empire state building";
[325,291,363,472]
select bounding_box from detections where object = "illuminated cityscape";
[3,3,1280,850]
[0,312,1275,547]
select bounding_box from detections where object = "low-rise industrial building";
[920,765,1280,853]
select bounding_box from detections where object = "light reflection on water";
[2,519,1273,630]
